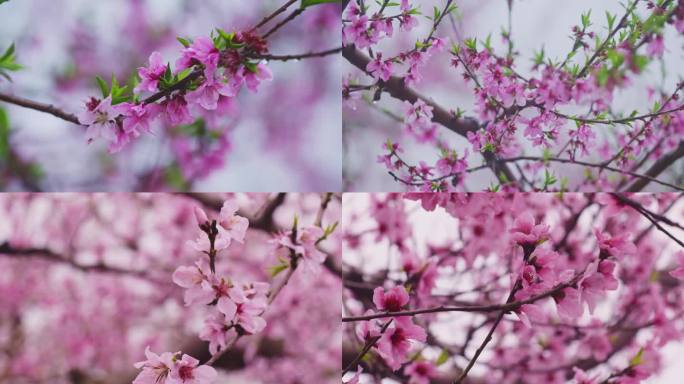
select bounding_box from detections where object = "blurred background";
[343,0,684,191]
[0,0,341,191]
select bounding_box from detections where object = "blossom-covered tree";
[0,0,341,191]
[343,0,684,192]
[0,192,342,383]
[342,192,684,383]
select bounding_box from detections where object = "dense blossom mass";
[0,193,341,383]
[343,0,684,191]
[342,192,684,383]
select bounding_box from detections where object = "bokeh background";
[0,0,341,191]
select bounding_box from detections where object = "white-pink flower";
[133,346,176,384]
[168,354,217,384]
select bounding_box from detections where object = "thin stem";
[250,0,299,31]
[253,47,342,61]
[342,272,583,322]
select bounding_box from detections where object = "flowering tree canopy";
[343,0,684,192]
[0,193,342,383]
[342,192,684,383]
[0,0,341,191]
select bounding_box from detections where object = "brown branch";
[252,47,342,61]
[0,242,156,280]
[342,45,517,184]
[250,0,299,31]
[625,141,684,192]
[0,92,82,125]
[343,271,583,322]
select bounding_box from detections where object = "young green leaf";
[300,0,341,8]
[95,75,110,98]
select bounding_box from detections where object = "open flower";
[373,286,409,312]
[594,229,636,260]
[405,361,437,384]
[136,51,167,93]
[168,354,217,384]
[79,96,122,147]
[376,317,426,371]
[172,259,215,306]
[510,212,550,247]
[133,347,176,384]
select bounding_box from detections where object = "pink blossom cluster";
[176,202,272,354]
[344,0,684,191]
[343,193,684,383]
[80,31,272,153]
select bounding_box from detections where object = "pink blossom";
[185,76,236,110]
[356,314,380,342]
[199,313,231,355]
[133,347,176,384]
[172,260,215,306]
[168,354,217,384]
[272,225,326,269]
[594,229,637,259]
[509,212,550,247]
[572,367,599,384]
[231,300,267,334]
[646,35,665,57]
[136,51,167,93]
[213,277,247,318]
[241,62,273,92]
[404,361,437,384]
[373,286,410,312]
[376,317,426,371]
[552,287,583,321]
[176,36,220,76]
[366,53,393,81]
[217,200,249,244]
[580,260,619,313]
[164,95,192,126]
[670,251,684,280]
[79,96,122,147]
[118,102,161,136]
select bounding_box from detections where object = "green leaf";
[176,37,191,47]
[300,0,341,8]
[268,262,290,278]
[435,349,450,366]
[0,0,10,4]
[0,107,9,159]
[629,348,644,366]
[95,75,110,98]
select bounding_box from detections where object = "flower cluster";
[80,30,272,153]
[132,200,267,384]
[356,286,428,372]
[175,201,269,354]
[133,347,217,384]
[343,193,681,383]
[343,0,684,192]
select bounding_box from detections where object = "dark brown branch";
[343,271,583,322]
[253,47,342,61]
[342,45,517,184]
[0,92,82,125]
[625,141,684,192]
[251,0,299,30]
